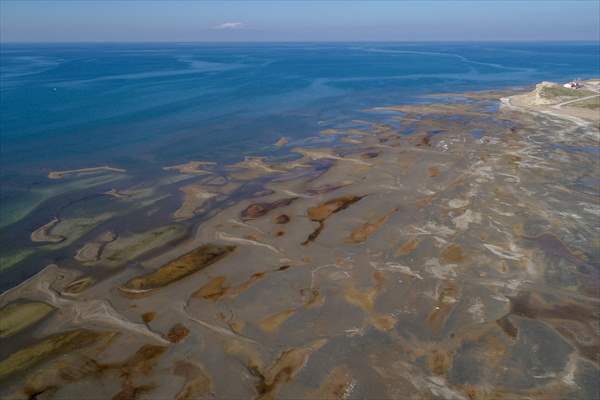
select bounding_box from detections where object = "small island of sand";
[163,161,216,175]
[48,166,126,180]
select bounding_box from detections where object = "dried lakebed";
[1,86,599,400]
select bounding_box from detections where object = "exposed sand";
[48,166,126,179]
[503,79,600,125]
[163,161,216,175]
[30,217,64,243]
[274,137,289,147]
[173,184,218,220]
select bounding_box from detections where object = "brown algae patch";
[241,197,298,220]
[142,312,156,324]
[496,315,518,339]
[274,214,290,224]
[120,244,235,295]
[302,195,365,245]
[427,348,452,377]
[0,302,55,339]
[441,244,465,264]
[428,166,441,177]
[95,344,167,400]
[166,323,190,343]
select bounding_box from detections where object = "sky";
[1,0,599,42]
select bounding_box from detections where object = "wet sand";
[1,82,599,399]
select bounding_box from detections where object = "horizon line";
[2,39,600,44]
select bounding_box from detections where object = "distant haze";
[1,0,599,42]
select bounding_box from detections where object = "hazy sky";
[1,1,599,42]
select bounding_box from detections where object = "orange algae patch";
[166,323,190,343]
[142,312,156,324]
[99,344,167,400]
[441,244,465,263]
[256,339,328,400]
[307,195,364,222]
[395,237,421,256]
[259,309,296,333]
[120,244,235,295]
[428,166,441,177]
[193,273,266,301]
[346,208,399,244]
[303,195,365,245]
[194,277,227,300]
[241,197,298,220]
[344,272,396,331]
[427,348,452,376]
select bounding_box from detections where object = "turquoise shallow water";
[0,42,598,288]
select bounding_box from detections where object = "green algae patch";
[120,244,236,295]
[102,225,186,266]
[0,329,112,381]
[0,302,55,339]
[0,248,36,272]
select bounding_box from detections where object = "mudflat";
[1,83,599,399]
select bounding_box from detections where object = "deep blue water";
[1,42,599,227]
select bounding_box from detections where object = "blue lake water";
[1,42,599,226]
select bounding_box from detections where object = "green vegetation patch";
[0,329,112,380]
[0,248,36,272]
[0,302,55,339]
[569,96,600,110]
[540,86,595,99]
